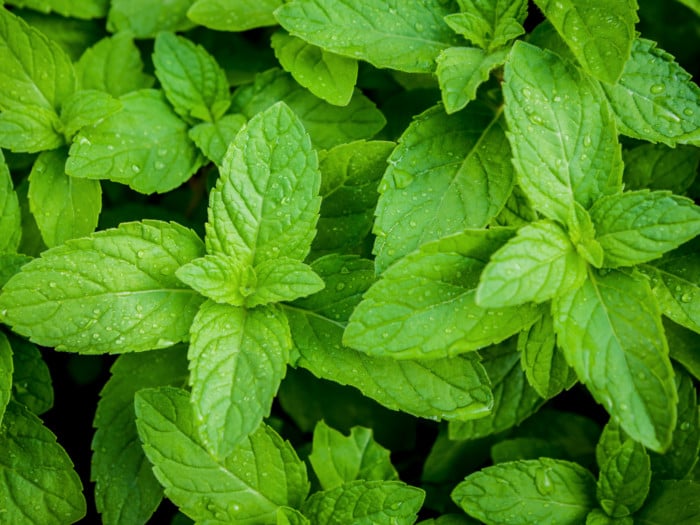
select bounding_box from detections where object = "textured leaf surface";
[188,114,246,166]
[590,190,700,268]
[309,421,398,490]
[346,230,541,359]
[477,220,587,307]
[67,89,202,194]
[7,334,53,415]
[374,103,514,272]
[272,31,358,106]
[0,332,11,423]
[231,69,385,150]
[0,220,205,353]
[206,101,321,266]
[601,38,700,146]
[444,0,527,51]
[0,105,64,153]
[553,269,677,452]
[107,0,195,38]
[635,481,700,525]
[135,387,309,523]
[533,0,637,83]
[623,143,700,194]
[247,258,324,308]
[176,254,251,307]
[59,89,122,140]
[0,151,20,253]
[275,0,458,73]
[92,347,188,525]
[301,480,424,525]
[188,0,281,31]
[503,41,622,224]
[153,32,231,123]
[0,401,86,523]
[188,301,290,457]
[452,458,597,525]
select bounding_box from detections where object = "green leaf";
[553,269,677,452]
[0,332,12,422]
[345,229,542,360]
[135,386,309,523]
[0,105,64,153]
[248,258,324,307]
[374,103,514,272]
[301,479,424,525]
[206,101,321,266]
[28,148,102,248]
[635,480,700,525]
[67,89,202,194]
[533,0,637,83]
[600,38,700,147]
[5,0,107,19]
[665,319,700,381]
[92,347,188,525]
[271,30,358,106]
[0,150,21,253]
[76,32,154,97]
[444,0,527,51]
[570,202,605,268]
[448,338,544,441]
[309,421,398,490]
[8,334,53,415]
[436,47,508,114]
[59,89,122,140]
[623,143,700,194]
[0,220,205,354]
[153,32,231,123]
[0,7,75,113]
[477,220,587,307]
[188,301,291,457]
[188,113,247,166]
[586,509,633,525]
[503,41,623,224]
[277,506,311,525]
[452,458,597,525]
[107,0,195,38]
[188,0,282,31]
[313,140,394,255]
[176,253,253,307]
[518,312,577,399]
[590,190,700,268]
[275,0,459,73]
[0,254,32,288]
[231,68,385,150]
[0,400,86,523]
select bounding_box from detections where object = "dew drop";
[650,83,665,94]
[583,135,592,147]
[335,282,346,291]
[131,164,141,173]
[136,250,145,258]
[680,421,691,431]
[683,108,694,117]
[681,293,693,303]
[49,281,57,288]
[521,87,532,98]
[535,469,554,495]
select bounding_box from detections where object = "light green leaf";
[313,140,394,255]
[153,32,231,123]
[436,47,508,114]
[206,101,321,266]
[452,458,597,525]
[635,481,700,525]
[0,7,75,113]
[28,148,102,248]
[623,143,700,194]
[0,220,205,354]
[275,0,459,73]
[345,229,541,360]
[444,0,527,51]
[503,41,623,224]
[309,421,398,490]
[0,332,12,423]
[477,220,587,308]
[533,0,637,83]
[0,106,64,153]
[188,0,282,31]
[570,202,605,268]
[8,334,53,415]
[136,386,309,523]
[188,114,247,166]
[0,150,21,253]
[15,11,103,62]
[601,38,700,146]
[0,401,86,523]
[553,269,677,452]
[59,89,122,140]
[67,89,202,194]
[277,506,311,525]
[92,347,188,525]
[301,479,424,525]
[272,30,358,106]
[76,32,154,97]
[448,338,544,441]
[176,254,252,307]
[231,68,385,150]
[107,0,196,38]
[374,104,514,272]
[518,313,577,399]
[5,0,107,19]
[188,301,291,457]
[247,258,324,308]
[590,190,700,268]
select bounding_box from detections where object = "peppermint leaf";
[4,0,107,19]
[188,113,246,166]
[188,0,282,31]
[0,150,21,253]
[176,254,252,307]
[0,332,12,422]
[0,105,64,153]
[623,143,700,194]
[247,258,324,308]
[634,480,700,525]
[107,0,195,38]
[445,0,527,51]
[8,334,53,415]
[59,89,122,140]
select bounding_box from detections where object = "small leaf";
[188,114,247,166]
[444,0,527,51]
[247,257,324,308]
[0,150,21,253]
[107,0,195,38]
[188,0,282,31]
[8,334,53,415]
[597,435,651,517]
[176,253,253,307]
[0,106,64,153]
[59,89,122,140]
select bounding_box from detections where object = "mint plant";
[0,0,699,524]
